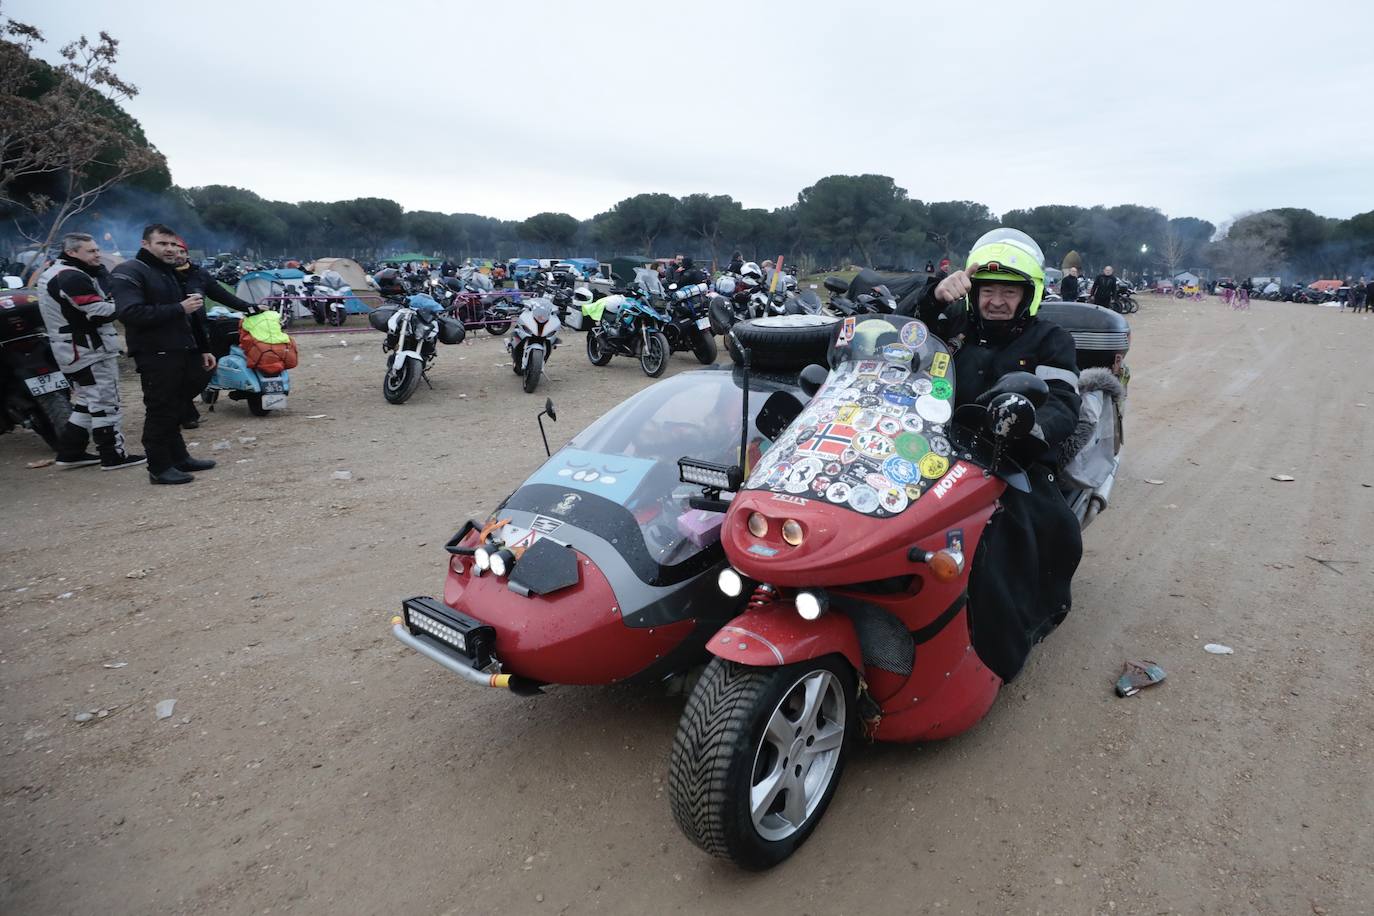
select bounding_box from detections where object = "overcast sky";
[11,0,1372,225]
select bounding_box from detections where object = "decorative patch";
[879,486,908,513]
[915,394,952,424]
[880,343,913,363]
[929,435,951,457]
[901,414,925,434]
[855,431,895,460]
[825,480,853,503]
[796,422,856,459]
[837,316,856,345]
[899,320,929,348]
[531,515,563,534]
[882,456,921,486]
[877,416,903,437]
[919,453,950,479]
[879,364,909,384]
[930,378,954,400]
[847,485,880,513]
[894,433,929,461]
[929,351,950,378]
[910,377,933,397]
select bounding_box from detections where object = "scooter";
[507,297,561,394]
[667,312,1121,869]
[201,307,291,416]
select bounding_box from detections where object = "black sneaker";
[101,452,148,471]
[181,419,200,430]
[175,457,216,473]
[55,452,101,469]
[149,467,194,485]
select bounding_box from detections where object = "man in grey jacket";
[36,233,145,470]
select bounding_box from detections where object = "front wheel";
[668,656,854,870]
[382,360,423,404]
[586,330,613,366]
[523,347,544,393]
[691,327,718,365]
[639,331,670,378]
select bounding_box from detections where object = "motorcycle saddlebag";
[1036,301,1131,370]
[207,315,242,359]
[367,306,397,332]
[436,316,466,345]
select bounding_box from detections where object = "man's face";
[142,232,182,265]
[173,245,189,266]
[977,283,1024,321]
[1104,266,1114,276]
[68,240,102,268]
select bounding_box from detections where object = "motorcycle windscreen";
[743,314,957,519]
[503,370,787,586]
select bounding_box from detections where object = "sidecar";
[391,359,824,692]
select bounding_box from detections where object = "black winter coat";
[914,284,1084,682]
[1090,273,1117,306]
[110,249,209,355]
[1059,274,1079,301]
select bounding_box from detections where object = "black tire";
[725,314,839,372]
[486,320,511,336]
[30,391,71,451]
[668,656,855,870]
[523,347,543,394]
[382,361,422,404]
[586,330,613,366]
[691,327,718,365]
[511,340,525,374]
[200,388,219,406]
[246,393,269,417]
[640,331,670,378]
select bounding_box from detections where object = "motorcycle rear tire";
[486,320,511,336]
[523,348,543,394]
[29,390,71,451]
[692,327,718,365]
[640,331,670,378]
[383,361,423,404]
[246,393,269,417]
[586,330,613,366]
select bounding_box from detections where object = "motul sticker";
[932,462,969,499]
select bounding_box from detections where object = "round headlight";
[474,546,491,571]
[747,512,768,538]
[489,548,515,578]
[718,567,744,598]
[781,519,804,546]
[795,589,827,621]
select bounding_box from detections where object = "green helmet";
[966,227,1046,322]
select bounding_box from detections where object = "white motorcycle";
[368,294,465,404]
[507,297,561,394]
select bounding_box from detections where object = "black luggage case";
[1037,301,1131,370]
[207,315,242,359]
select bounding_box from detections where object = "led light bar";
[407,609,468,654]
[679,457,743,492]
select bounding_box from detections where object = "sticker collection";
[745,319,965,518]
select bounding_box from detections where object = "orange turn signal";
[927,549,964,582]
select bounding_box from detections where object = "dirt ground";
[2,300,1371,915]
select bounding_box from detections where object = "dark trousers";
[134,350,209,473]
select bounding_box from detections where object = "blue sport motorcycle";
[583,288,672,378]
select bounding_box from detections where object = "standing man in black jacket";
[109,224,218,485]
[1090,265,1118,307]
[1059,266,1080,302]
[170,237,256,429]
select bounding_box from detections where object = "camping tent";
[1309,279,1341,291]
[307,256,379,311]
[1173,271,1200,286]
[236,268,310,318]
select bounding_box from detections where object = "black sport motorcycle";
[0,288,71,451]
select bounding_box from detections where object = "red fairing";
[706,604,864,672]
[725,461,1002,587]
[442,536,692,685]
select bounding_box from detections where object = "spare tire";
[725,314,839,372]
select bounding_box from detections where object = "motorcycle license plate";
[25,372,69,396]
[262,394,287,410]
[695,317,711,330]
[260,379,286,395]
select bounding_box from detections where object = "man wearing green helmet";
[909,228,1084,682]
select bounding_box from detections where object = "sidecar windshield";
[504,369,791,585]
[744,314,958,519]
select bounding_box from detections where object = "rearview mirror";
[798,364,828,398]
[544,397,557,421]
[755,390,805,441]
[984,392,1037,440]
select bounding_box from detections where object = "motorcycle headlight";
[747,512,768,538]
[489,548,516,578]
[718,567,744,598]
[473,546,492,571]
[781,519,804,546]
[795,589,828,621]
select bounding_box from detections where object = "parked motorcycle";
[582,289,673,377]
[368,293,466,404]
[201,307,292,416]
[507,297,561,394]
[822,275,896,315]
[303,274,350,327]
[667,311,1128,868]
[0,287,71,451]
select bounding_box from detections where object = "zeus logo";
[932,463,968,499]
